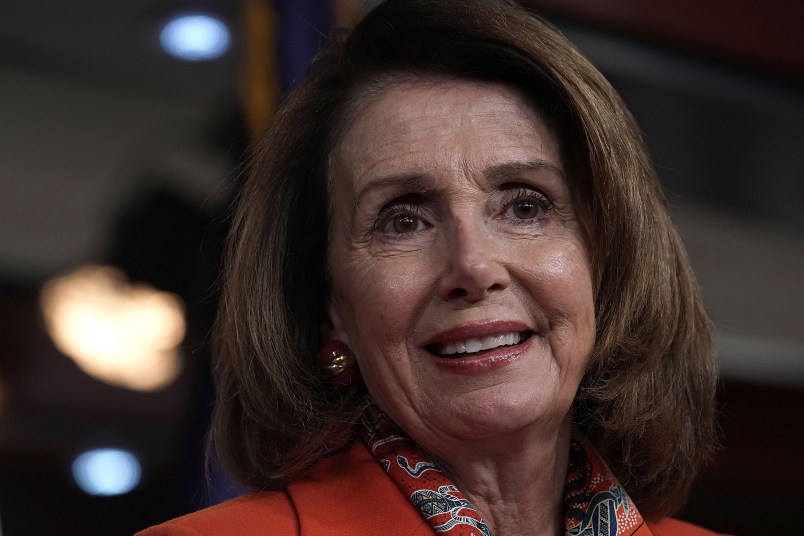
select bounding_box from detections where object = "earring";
[318,340,358,391]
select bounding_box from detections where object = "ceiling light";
[40,265,185,392]
[160,13,231,61]
[72,448,142,496]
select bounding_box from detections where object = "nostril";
[448,288,468,300]
[488,283,504,292]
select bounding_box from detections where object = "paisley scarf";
[359,404,645,536]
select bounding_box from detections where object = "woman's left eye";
[502,188,552,221]
[507,198,542,219]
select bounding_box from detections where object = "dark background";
[0,0,802,534]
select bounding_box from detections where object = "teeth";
[466,339,483,353]
[435,331,524,356]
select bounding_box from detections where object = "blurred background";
[0,0,801,534]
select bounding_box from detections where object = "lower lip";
[428,335,534,375]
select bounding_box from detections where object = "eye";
[374,197,430,237]
[383,212,426,235]
[506,198,543,220]
[501,187,552,222]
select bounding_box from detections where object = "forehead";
[331,77,562,190]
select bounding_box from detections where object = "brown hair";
[210,0,717,519]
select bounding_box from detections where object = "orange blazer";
[137,441,725,536]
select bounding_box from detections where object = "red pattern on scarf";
[360,404,645,536]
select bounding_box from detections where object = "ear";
[322,297,351,346]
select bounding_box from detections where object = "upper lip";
[421,320,532,346]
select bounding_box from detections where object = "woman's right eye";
[380,211,426,235]
[373,194,430,237]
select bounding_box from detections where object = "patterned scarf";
[359,404,644,536]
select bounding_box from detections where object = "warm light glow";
[41,265,185,391]
[72,448,142,496]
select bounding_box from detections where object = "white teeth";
[466,339,483,353]
[480,335,497,349]
[435,331,524,356]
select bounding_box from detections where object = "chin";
[426,387,567,441]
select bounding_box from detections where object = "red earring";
[318,340,358,391]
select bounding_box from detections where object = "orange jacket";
[137,441,724,535]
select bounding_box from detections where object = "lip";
[421,320,534,375]
[427,333,534,375]
[421,320,531,346]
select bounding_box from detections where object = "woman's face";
[327,78,595,445]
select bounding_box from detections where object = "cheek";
[522,240,596,341]
[332,253,433,348]
[330,255,434,407]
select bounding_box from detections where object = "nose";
[437,218,510,303]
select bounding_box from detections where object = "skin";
[327,78,596,535]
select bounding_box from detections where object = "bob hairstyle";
[211,0,717,520]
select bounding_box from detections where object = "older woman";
[139,0,721,534]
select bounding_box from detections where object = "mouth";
[426,330,534,358]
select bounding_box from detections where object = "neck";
[426,417,572,536]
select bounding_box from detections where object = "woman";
[139,0,721,534]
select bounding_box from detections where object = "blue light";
[72,448,142,496]
[160,14,231,61]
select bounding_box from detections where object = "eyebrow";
[485,159,565,184]
[354,158,565,207]
[355,173,433,207]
